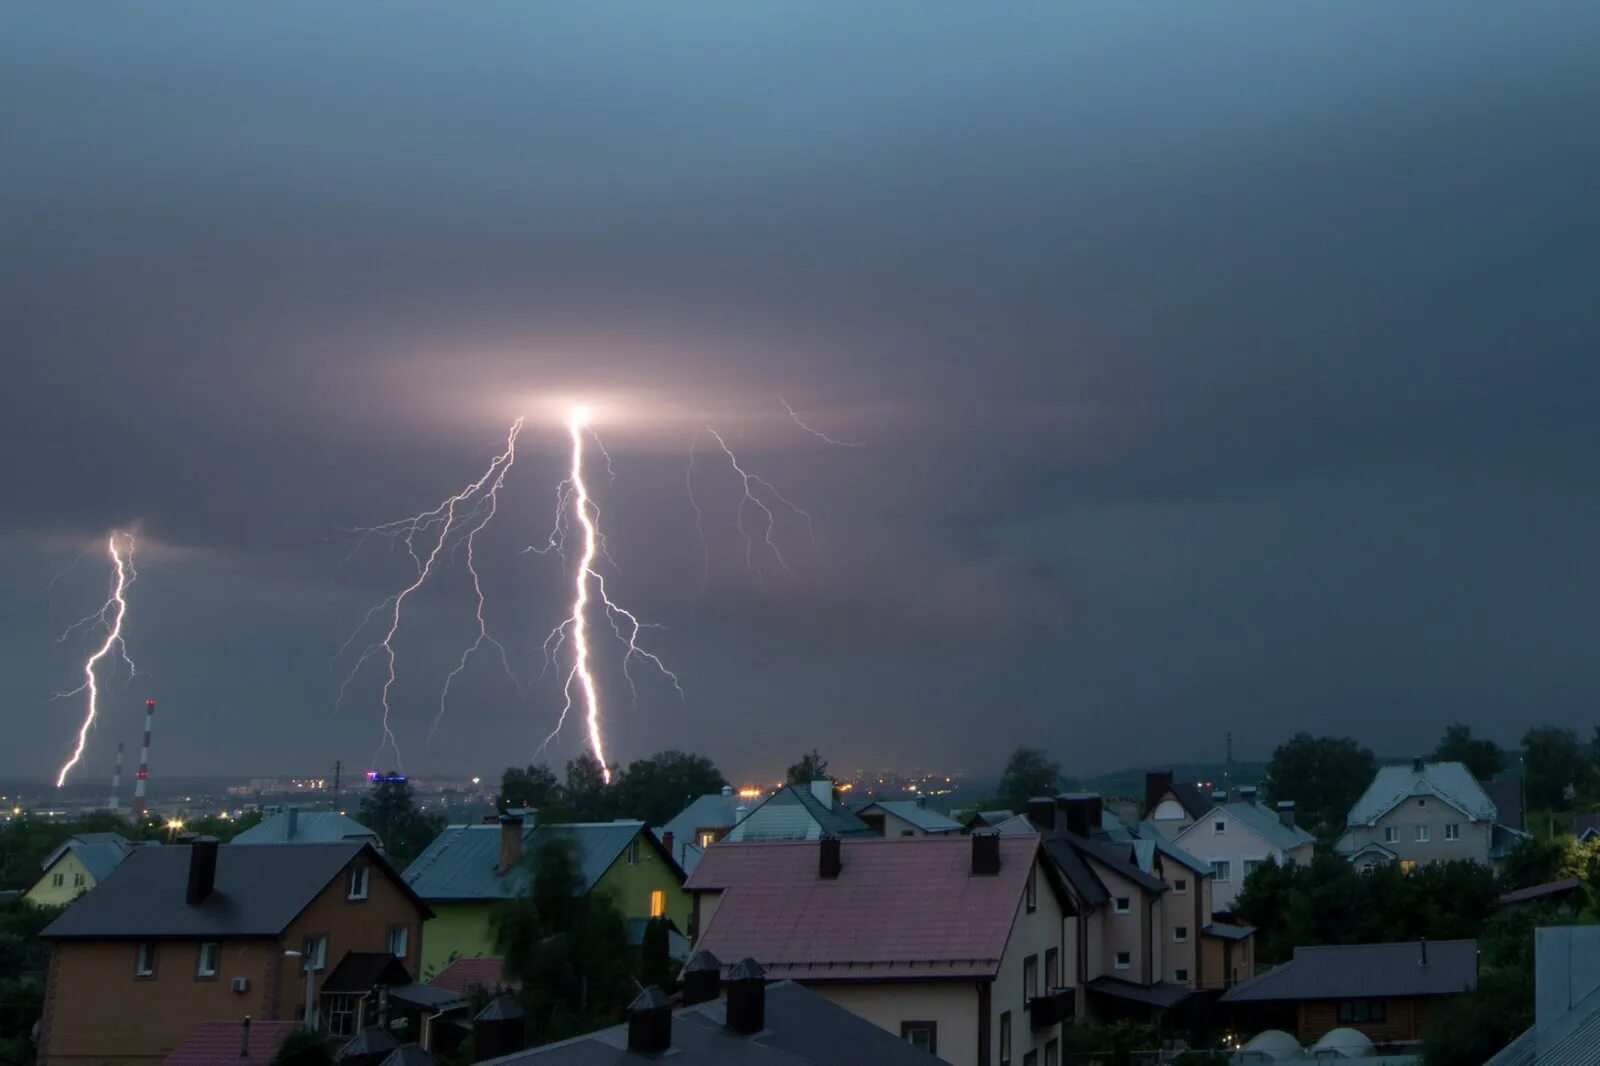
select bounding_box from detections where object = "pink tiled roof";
[686,833,1040,980]
[431,955,515,994]
[165,1020,300,1066]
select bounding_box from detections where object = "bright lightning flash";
[340,420,522,768]
[539,407,680,781]
[55,531,137,787]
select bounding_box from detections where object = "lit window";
[1211,860,1231,883]
[649,889,665,918]
[1114,951,1131,970]
[1445,823,1460,840]
[347,866,369,900]
[387,925,408,958]
[197,941,218,978]
[901,1021,937,1054]
[1113,897,1131,914]
[1213,820,1226,834]
[1173,878,1187,894]
[1174,926,1188,943]
[1400,859,1418,874]
[135,942,156,978]
[697,830,717,848]
[1416,826,1430,843]
[1174,968,1189,983]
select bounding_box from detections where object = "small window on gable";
[1173,878,1188,894]
[135,942,156,978]
[51,873,64,888]
[1173,925,1188,943]
[1114,896,1131,914]
[901,1021,937,1055]
[628,839,641,865]
[73,872,85,887]
[1025,864,1037,912]
[1418,798,1427,807]
[347,866,369,900]
[387,925,408,958]
[1416,826,1430,843]
[1213,820,1226,834]
[1445,823,1460,840]
[197,941,219,978]
[1114,951,1131,970]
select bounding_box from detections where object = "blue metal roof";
[233,810,380,845]
[402,821,648,901]
[1347,761,1497,826]
[69,841,130,883]
[862,801,963,834]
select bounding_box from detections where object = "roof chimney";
[496,813,524,875]
[186,837,219,905]
[819,836,842,879]
[809,777,834,807]
[971,832,1001,876]
[1027,797,1056,832]
[287,807,299,841]
[1413,757,1426,773]
[726,958,766,1035]
[1276,801,1296,829]
[1239,786,1258,803]
[626,986,672,1054]
[1058,793,1103,838]
[682,950,722,1006]
[1144,771,1174,816]
[661,831,675,863]
[721,785,734,796]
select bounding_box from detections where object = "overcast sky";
[4,3,1599,787]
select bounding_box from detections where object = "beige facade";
[1343,803,1493,869]
[24,850,100,908]
[1173,806,1315,914]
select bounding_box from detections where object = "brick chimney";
[809,777,834,807]
[819,836,842,879]
[661,831,675,863]
[1026,797,1057,832]
[971,832,1001,876]
[1276,801,1296,829]
[185,837,219,905]
[496,813,524,875]
[1057,793,1103,838]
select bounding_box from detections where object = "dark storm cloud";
[3,3,1599,782]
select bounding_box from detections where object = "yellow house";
[24,833,136,907]
[403,813,690,978]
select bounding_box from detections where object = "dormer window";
[1213,820,1226,835]
[347,866,369,901]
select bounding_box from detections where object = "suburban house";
[1220,938,1477,1043]
[657,786,745,874]
[853,798,964,837]
[1170,794,1315,914]
[403,812,689,977]
[491,956,945,1064]
[720,778,875,843]
[1143,773,1211,840]
[232,807,380,848]
[24,832,140,907]
[37,838,432,1065]
[684,832,1075,1066]
[1569,813,1600,843]
[1334,759,1524,870]
[1488,925,1600,1064]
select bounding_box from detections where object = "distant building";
[232,807,380,848]
[656,786,744,874]
[24,832,139,907]
[1221,938,1477,1044]
[852,799,964,837]
[1569,813,1600,843]
[1334,759,1526,870]
[1170,796,1315,914]
[721,779,875,843]
[1488,925,1600,1064]
[1143,772,1212,840]
[402,812,688,977]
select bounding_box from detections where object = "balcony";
[1028,986,1076,1028]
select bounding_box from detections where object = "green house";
[403,813,689,978]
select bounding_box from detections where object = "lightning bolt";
[780,396,863,447]
[538,408,680,781]
[55,531,136,787]
[340,419,522,769]
[703,426,817,583]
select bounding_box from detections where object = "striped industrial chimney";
[108,741,125,811]
[131,699,155,822]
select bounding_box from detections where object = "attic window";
[1418,798,1427,807]
[628,840,641,865]
[1173,878,1188,894]
[1213,820,1226,835]
[1113,897,1131,914]
[347,866,369,900]
[135,942,156,978]
[1114,951,1131,970]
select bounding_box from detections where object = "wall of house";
[1095,865,1152,985]
[593,837,691,930]
[1296,996,1441,1042]
[1345,803,1493,867]
[1156,859,1204,987]
[817,982,980,1066]
[1199,936,1254,990]
[417,900,495,978]
[989,856,1069,1066]
[40,937,280,1065]
[25,852,99,907]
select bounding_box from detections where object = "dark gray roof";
[379,1048,438,1066]
[1087,976,1195,1010]
[728,785,875,841]
[234,810,380,845]
[403,821,662,901]
[858,801,963,834]
[1043,837,1109,906]
[339,1026,401,1059]
[1483,779,1524,831]
[1222,939,1478,1003]
[41,841,422,939]
[322,952,411,994]
[1203,922,1256,942]
[481,979,942,1064]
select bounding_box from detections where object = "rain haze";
[4,3,1599,784]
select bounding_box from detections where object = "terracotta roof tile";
[165,1020,300,1066]
[431,955,515,993]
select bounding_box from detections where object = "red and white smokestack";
[109,741,125,811]
[131,699,155,821]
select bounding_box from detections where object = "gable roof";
[1483,779,1524,831]
[233,810,379,846]
[1346,761,1497,826]
[1221,939,1477,1003]
[660,792,743,842]
[431,956,513,994]
[725,785,874,842]
[1178,801,1316,853]
[858,800,963,834]
[38,838,134,885]
[165,1020,301,1066]
[403,821,661,901]
[42,841,425,939]
[1570,813,1600,840]
[685,834,1048,980]
[486,978,943,1064]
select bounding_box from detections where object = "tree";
[1264,733,1377,834]
[638,916,674,992]
[611,751,728,827]
[564,754,616,822]
[1522,726,1588,810]
[786,749,829,785]
[499,764,567,818]
[1433,722,1506,782]
[996,748,1061,811]
[358,779,444,867]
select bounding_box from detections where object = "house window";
[1000,1011,1012,1065]
[387,925,408,958]
[1417,798,1427,807]
[697,830,717,848]
[1213,820,1226,834]
[1337,998,1388,1024]
[1174,967,1189,983]
[51,873,64,888]
[196,941,219,978]
[1446,823,1460,840]
[1416,826,1430,843]
[1045,947,1059,989]
[1174,925,1189,943]
[73,872,85,887]
[325,993,359,1037]
[302,935,328,971]
[1025,864,1037,912]
[1114,896,1131,914]
[649,889,666,918]
[1243,859,1262,878]
[1045,1039,1059,1066]
[347,866,369,900]
[1114,951,1131,970]
[1211,860,1231,883]
[1384,826,1399,843]
[628,839,641,865]
[1024,954,1038,997]
[1173,878,1188,894]
[1400,859,1418,874]
[901,1021,937,1054]
[135,942,156,978]
[1024,1052,1038,1066]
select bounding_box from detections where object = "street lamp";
[283,950,316,1031]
